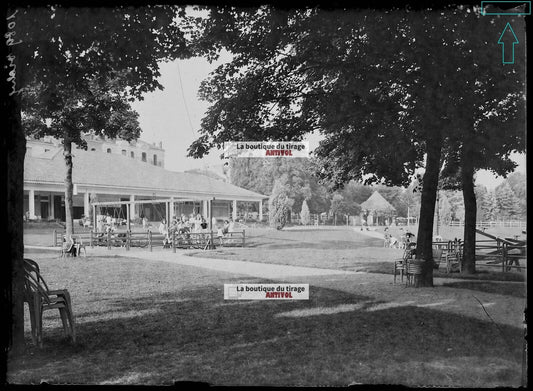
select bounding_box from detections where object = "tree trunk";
[415,134,442,287]
[63,133,75,238]
[461,155,477,274]
[3,17,26,355]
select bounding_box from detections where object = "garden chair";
[405,259,423,287]
[75,235,87,257]
[60,235,74,259]
[432,248,443,270]
[393,258,406,284]
[23,258,76,347]
[445,243,463,273]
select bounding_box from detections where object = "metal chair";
[432,248,444,270]
[23,258,76,347]
[445,241,463,273]
[75,235,87,257]
[393,259,406,284]
[405,259,423,287]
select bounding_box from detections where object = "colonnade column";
[28,189,36,219]
[84,192,90,219]
[232,200,237,221]
[129,194,135,220]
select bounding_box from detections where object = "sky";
[131,57,526,190]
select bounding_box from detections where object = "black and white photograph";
[2,0,527,387]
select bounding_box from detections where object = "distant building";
[27,133,165,168]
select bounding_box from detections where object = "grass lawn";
[188,226,526,283]
[9,235,526,386]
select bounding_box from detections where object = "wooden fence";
[449,220,527,228]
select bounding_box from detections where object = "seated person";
[64,235,78,257]
[177,220,190,235]
[200,217,208,231]
[222,220,230,235]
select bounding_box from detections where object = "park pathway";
[86,246,361,279]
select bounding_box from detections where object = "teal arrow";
[498,23,519,64]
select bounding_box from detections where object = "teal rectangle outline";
[481,1,531,15]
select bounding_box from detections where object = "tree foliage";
[188,5,525,283]
[10,5,191,351]
[230,157,330,213]
[300,199,310,225]
[15,5,190,238]
[268,179,294,230]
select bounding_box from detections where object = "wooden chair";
[432,248,443,270]
[445,243,463,273]
[393,259,406,284]
[23,258,76,347]
[405,259,423,287]
[75,235,87,257]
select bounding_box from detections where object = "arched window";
[91,148,96,151]
[142,152,147,162]
[130,151,134,158]
[122,149,127,156]
[107,148,112,154]
[153,154,158,166]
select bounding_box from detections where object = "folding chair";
[75,235,87,257]
[432,248,443,270]
[405,259,423,287]
[23,258,76,347]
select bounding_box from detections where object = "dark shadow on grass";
[9,284,524,386]
[440,281,526,298]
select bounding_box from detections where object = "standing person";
[142,216,148,230]
[194,214,202,233]
[158,218,169,246]
[97,215,104,233]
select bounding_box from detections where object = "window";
[153,154,158,166]
[107,148,112,154]
[91,148,96,151]
[130,151,134,158]
[141,152,147,162]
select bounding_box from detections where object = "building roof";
[360,191,396,213]
[24,149,267,201]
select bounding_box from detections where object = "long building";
[24,137,266,225]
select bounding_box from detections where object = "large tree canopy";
[188,5,525,284]
[16,5,191,237]
[9,5,192,351]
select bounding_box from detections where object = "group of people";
[96,213,117,234]
[384,228,415,249]
[157,214,207,246]
[157,214,235,247]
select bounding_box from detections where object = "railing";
[430,232,526,273]
[84,229,246,251]
[474,229,526,272]
[53,230,92,247]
